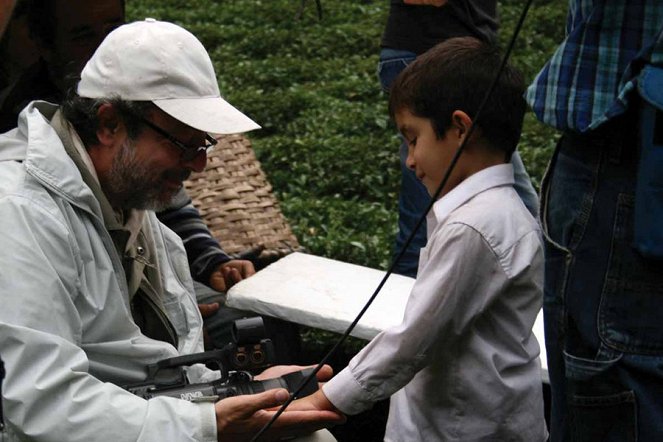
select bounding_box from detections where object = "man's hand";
[198,302,220,318]
[209,259,256,292]
[198,302,220,349]
[403,0,448,6]
[215,388,345,442]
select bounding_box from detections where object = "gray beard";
[102,139,188,211]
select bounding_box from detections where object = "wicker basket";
[184,134,301,264]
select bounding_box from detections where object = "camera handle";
[147,346,235,381]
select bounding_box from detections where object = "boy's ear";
[95,103,123,147]
[450,110,473,141]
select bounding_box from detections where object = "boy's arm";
[307,223,511,415]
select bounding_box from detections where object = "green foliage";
[127,0,564,267]
[282,195,397,269]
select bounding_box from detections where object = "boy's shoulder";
[440,185,541,271]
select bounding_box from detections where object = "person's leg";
[378,48,427,277]
[376,48,416,94]
[542,112,663,441]
[511,149,539,218]
[392,139,430,277]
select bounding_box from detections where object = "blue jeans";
[378,48,540,278]
[541,112,663,441]
[378,48,424,278]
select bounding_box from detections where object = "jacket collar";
[426,163,515,238]
[49,109,128,232]
[18,101,104,218]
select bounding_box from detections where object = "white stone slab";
[226,252,548,382]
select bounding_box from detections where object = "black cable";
[296,0,323,20]
[250,0,535,439]
[1,357,4,432]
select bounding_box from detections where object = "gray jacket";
[0,102,217,441]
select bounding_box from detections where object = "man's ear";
[450,110,473,142]
[95,103,123,147]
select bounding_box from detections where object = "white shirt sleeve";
[323,222,508,414]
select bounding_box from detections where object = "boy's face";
[395,108,462,198]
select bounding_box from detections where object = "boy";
[291,37,547,441]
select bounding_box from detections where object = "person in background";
[0,2,14,439]
[0,19,343,441]
[290,37,547,441]
[0,0,16,37]
[380,0,539,277]
[527,1,663,440]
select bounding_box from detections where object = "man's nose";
[182,150,207,173]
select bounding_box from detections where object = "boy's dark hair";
[389,37,526,156]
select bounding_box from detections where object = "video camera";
[125,317,317,402]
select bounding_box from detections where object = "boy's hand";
[255,364,334,384]
[215,389,345,442]
[288,390,338,413]
[403,0,448,6]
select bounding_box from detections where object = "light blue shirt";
[526,0,663,132]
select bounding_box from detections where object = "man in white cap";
[0,19,343,441]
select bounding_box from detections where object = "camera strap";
[251,1,536,439]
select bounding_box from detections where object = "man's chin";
[151,186,183,211]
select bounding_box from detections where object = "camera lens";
[250,347,265,365]
[233,350,249,367]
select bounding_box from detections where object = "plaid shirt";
[526,0,663,132]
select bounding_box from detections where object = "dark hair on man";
[389,37,526,156]
[61,89,151,147]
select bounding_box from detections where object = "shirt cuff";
[322,366,376,415]
[198,402,217,442]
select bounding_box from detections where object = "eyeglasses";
[136,115,218,162]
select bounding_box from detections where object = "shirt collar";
[62,113,101,185]
[426,163,515,238]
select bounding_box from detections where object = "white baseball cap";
[77,18,260,135]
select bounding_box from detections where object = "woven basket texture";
[184,134,300,260]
